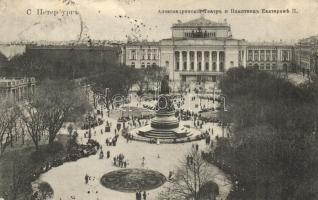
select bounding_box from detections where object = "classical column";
[209,51,212,71]
[271,50,273,61]
[252,50,254,61]
[216,51,220,72]
[201,51,205,71]
[179,51,183,70]
[150,49,153,60]
[258,49,260,61]
[243,50,246,68]
[194,51,198,71]
[187,51,190,71]
[136,49,138,60]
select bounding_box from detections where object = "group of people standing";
[136,191,147,200]
[113,153,128,168]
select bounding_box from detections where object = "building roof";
[126,41,159,46]
[172,17,228,28]
[247,41,293,47]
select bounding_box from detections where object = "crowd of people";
[47,90,228,199]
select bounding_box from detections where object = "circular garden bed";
[100,168,166,193]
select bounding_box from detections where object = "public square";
[34,91,232,200]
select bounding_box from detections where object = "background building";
[0,77,36,101]
[293,35,318,76]
[247,42,293,72]
[121,17,294,85]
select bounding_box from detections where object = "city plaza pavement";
[35,93,232,200]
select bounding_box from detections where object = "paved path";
[37,94,232,200]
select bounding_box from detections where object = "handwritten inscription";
[26,9,79,16]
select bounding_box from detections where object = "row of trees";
[0,79,91,155]
[215,67,318,200]
[88,64,166,108]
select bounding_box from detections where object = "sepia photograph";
[0,0,318,199]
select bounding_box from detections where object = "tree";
[20,101,46,151]
[217,68,318,200]
[37,182,54,200]
[162,148,209,200]
[36,79,91,145]
[0,100,20,156]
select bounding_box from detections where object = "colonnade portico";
[174,50,224,72]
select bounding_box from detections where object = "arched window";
[266,64,270,70]
[152,63,156,67]
[141,62,145,68]
[147,63,151,68]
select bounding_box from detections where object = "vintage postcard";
[0,0,317,199]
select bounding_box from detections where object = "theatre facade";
[120,17,293,83]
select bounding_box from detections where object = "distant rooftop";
[247,41,294,47]
[126,41,159,46]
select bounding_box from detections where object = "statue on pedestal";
[160,75,170,94]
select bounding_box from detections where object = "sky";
[0,0,317,43]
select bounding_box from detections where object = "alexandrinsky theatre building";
[120,17,293,84]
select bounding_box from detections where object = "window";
[230,61,234,67]
[198,62,202,71]
[248,50,253,61]
[142,49,146,60]
[152,63,156,67]
[165,61,169,68]
[191,62,194,70]
[266,50,271,61]
[212,62,216,71]
[272,50,277,61]
[266,64,270,70]
[219,62,224,72]
[153,50,157,60]
[282,50,288,61]
[176,62,180,71]
[147,49,151,60]
[147,63,150,68]
[183,62,187,70]
[260,50,265,61]
[254,50,259,61]
[260,64,264,70]
[141,62,145,68]
[205,62,209,71]
[131,50,136,60]
[131,62,135,68]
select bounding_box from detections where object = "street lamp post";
[213,87,216,110]
[221,96,226,111]
[221,96,227,138]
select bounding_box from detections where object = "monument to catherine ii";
[137,76,192,140]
